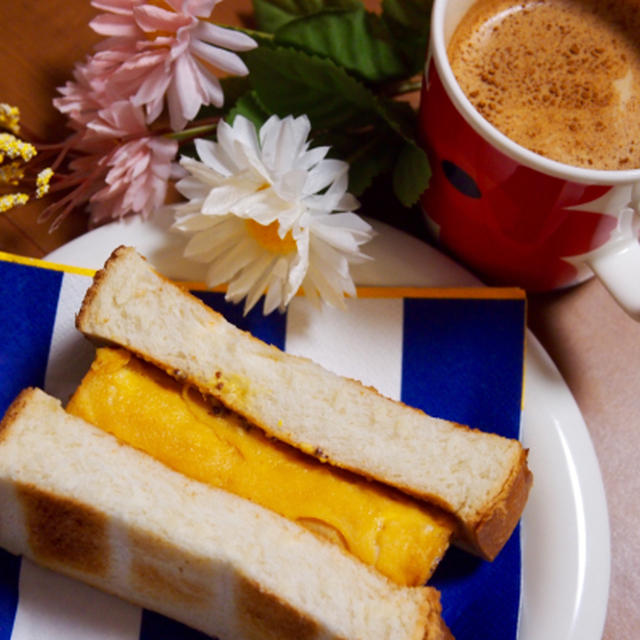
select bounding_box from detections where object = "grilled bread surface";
[77,246,532,560]
[0,388,452,640]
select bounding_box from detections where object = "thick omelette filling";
[67,347,453,586]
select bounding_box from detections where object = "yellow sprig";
[0,192,29,213]
[0,161,25,186]
[0,133,36,163]
[0,104,21,135]
[36,167,54,198]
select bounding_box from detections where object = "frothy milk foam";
[448,0,640,170]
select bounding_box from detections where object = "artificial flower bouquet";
[1,0,433,313]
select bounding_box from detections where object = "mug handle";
[586,204,640,320]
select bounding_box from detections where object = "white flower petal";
[215,117,266,180]
[261,256,292,314]
[193,138,235,176]
[171,113,373,313]
[260,114,310,177]
[333,192,361,212]
[298,145,330,171]
[283,234,309,302]
[227,189,275,217]
[304,158,348,196]
[201,182,251,215]
[304,265,348,309]
[204,237,257,286]
[183,219,243,259]
[180,156,228,187]
[225,253,273,306]
[244,259,280,315]
[318,211,373,234]
[172,211,218,232]
[174,177,211,201]
[274,169,306,202]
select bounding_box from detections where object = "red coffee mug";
[418,0,640,319]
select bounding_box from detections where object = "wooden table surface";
[1,1,638,638]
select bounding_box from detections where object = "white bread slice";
[0,388,452,640]
[77,246,532,560]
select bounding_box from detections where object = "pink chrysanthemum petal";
[132,64,172,107]
[83,0,256,130]
[133,3,192,34]
[91,0,139,15]
[90,14,143,38]
[167,55,205,128]
[193,21,257,51]
[190,40,249,76]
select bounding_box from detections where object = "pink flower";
[87,132,178,226]
[83,100,179,225]
[88,0,257,130]
[53,55,112,129]
[42,100,178,229]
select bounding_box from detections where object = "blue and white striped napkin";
[0,253,526,640]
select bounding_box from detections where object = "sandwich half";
[76,246,532,560]
[67,346,455,587]
[0,387,452,640]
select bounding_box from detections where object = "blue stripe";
[431,528,522,639]
[0,262,62,640]
[0,261,63,416]
[191,291,287,350]
[0,550,20,640]
[0,263,525,640]
[401,297,525,436]
[140,611,212,640]
[401,297,525,640]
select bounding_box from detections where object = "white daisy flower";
[172,114,374,314]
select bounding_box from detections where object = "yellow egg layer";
[67,347,453,586]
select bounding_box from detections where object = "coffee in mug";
[447,0,640,171]
[418,0,640,318]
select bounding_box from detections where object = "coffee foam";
[448,0,640,170]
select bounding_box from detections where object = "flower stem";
[166,121,218,141]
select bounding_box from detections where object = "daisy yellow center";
[246,219,297,255]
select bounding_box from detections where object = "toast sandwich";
[0,388,452,640]
[77,246,532,560]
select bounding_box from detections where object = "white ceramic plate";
[44,213,610,640]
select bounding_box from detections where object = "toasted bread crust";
[464,448,533,560]
[76,246,532,561]
[0,388,453,640]
[0,387,34,443]
[17,482,109,576]
[75,245,130,336]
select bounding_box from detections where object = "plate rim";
[43,216,610,640]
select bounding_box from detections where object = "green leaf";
[347,136,401,195]
[392,140,431,206]
[252,0,362,32]
[244,45,380,129]
[314,129,401,195]
[381,0,432,73]
[225,91,273,129]
[382,0,432,30]
[274,8,409,82]
[374,96,417,141]
[220,76,254,108]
